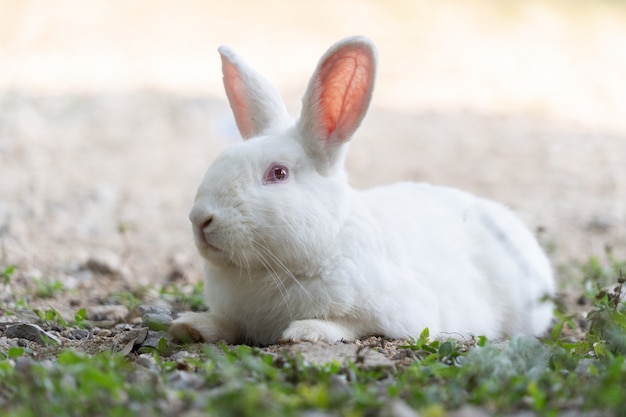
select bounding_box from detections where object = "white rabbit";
[169,36,555,346]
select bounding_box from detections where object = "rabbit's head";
[190,36,377,275]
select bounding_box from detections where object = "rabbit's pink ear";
[298,37,377,162]
[219,46,290,140]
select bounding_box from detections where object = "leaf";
[57,350,85,365]
[527,381,547,411]
[1,265,16,285]
[7,347,25,359]
[74,308,87,323]
[439,341,453,356]
[593,341,609,358]
[119,338,136,356]
[157,337,167,353]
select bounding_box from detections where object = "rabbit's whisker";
[250,244,292,315]
[251,231,316,304]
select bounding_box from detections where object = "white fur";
[169,36,555,346]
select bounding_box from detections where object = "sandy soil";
[1,0,625,316]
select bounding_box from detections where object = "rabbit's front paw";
[169,312,239,344]
[280,319,354,343]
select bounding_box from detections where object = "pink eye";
[263,164,289,184]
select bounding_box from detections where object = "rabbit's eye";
[263,164,289,184]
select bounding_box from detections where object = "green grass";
[1,259,626,416]
[1,265,16,287]
[1,328,625,416]
[32,277,65,299]
[159,280,207,311]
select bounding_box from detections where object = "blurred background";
[1,0,625,289]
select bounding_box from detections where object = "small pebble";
[114,323,134,331]
[167,370,205,390]
[93,328,112,337]
[91,320,117,329]
[447,405,491,417]
[587,212,615,232]
[66,328,91,340]
[84,250,122,275]
[86,305,129,322]
[138,305,172,316]
[382,399,420,417]
[120,328,149,345]
[14,356,34,373]
[136,353,159,371]
[171,350,194,362]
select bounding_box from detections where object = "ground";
[0,0,626,410]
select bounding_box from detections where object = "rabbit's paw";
[280,319,354,343]
[169,312,238,344]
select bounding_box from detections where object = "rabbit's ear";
[298,36,377,166]
[219,46,290,139]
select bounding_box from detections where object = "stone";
[136,353,159,371]
[114,323,135,331]
[142,312,173,331]
[587,212,615,232]
[5,323,62,346]
[92,328,112,337]
[119,328,149,345]
[14,356,34,373]
[171,350,194,362]
[167,370,205,390]
[86,304,129,322]
[116,328,148,356]
[84,250,122,274]
[66,328,91,340]
[138,305,172,316]
[281,342,395,369]
[140,330,170,349]
[447,405,491,417]
[381,399,420,417]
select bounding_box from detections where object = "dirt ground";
[1,0,626,344]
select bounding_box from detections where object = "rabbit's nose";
[200,216,213,230]
[194,217,214,246]
[189,206,222,252]
[189,206,216,246]
[189,205,214,229]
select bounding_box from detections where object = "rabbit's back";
[341,182,554,338]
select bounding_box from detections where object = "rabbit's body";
[169,36,554,346]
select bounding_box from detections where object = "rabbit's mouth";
[196,234,222,253]
[205,242,221,252]
[193,230,223,255]
[191,223,222,253]
[197,241,227,265]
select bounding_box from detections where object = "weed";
[1,265,16,286]
[105,288,147,310]
[579,246,626,298]
[586,270,626,356]
[34,307,69,327]
[33,277,64,299]
[73,307,87,324]
[33,307,88,330]
[159,281,206,311]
